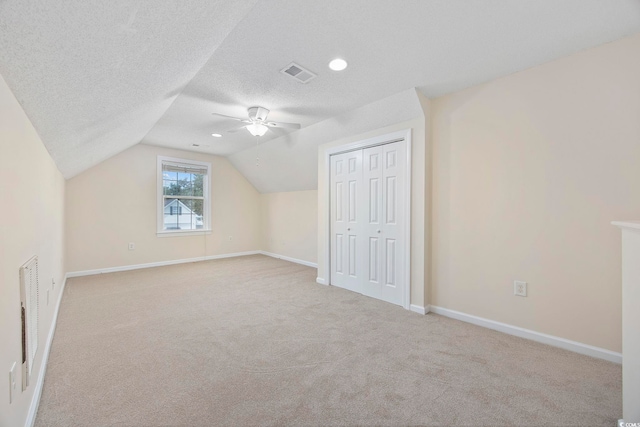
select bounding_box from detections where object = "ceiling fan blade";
[227,125,248,133]
[212,112,250,123]
[265,121,301,129]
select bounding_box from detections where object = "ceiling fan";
[212,106,301,137]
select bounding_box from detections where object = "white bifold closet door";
[330,149,364,294]
[330,140,407,306]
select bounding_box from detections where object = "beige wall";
[0,75,66,427]
[66,144,261,272]
[2,30,636,427]
[430,33,640,352]
[317,113,430,308]
[617,224,640,420]
[261,190,318,264]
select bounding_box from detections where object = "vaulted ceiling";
[1,1,639,188]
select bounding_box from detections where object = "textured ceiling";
[1,1,639,181]
[227,88,426,193]
[140,0,640,157]
[0,0,258,177]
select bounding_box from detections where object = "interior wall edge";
[0,72,67,427]
[65,143,262,272]
[429,305,622,364]
[429,33,640,353]
[23,274,67,427]
[410,304,427,315]
[66,251,261,278]
[258,251,318,268]
[260,190,318,265]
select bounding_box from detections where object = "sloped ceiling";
[0,0,258,177]
[228,88,426,193]
[1,0,639,186]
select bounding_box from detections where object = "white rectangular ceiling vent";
[280,62,317,84]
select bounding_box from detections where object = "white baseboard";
[66,250,318,279]
[316,277,327,285]
[25,274,67,427]
[66,251,261,277]
[429,305,622,364]
[259,251,318,268]
[410,304,427,315]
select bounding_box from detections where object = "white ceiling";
[228,88,427,193]
[0,0,258,177]
[1,1,639,184]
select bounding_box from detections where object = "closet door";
[330,150,363,294]
[330,140,407,307]
[379,141,406,306]
[362,141,406,306]
[362,145,383,300]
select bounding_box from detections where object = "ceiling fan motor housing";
[248,106,270,122]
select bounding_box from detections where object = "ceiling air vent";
[280,62,317,84]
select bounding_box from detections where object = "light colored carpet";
[35,255,621,426]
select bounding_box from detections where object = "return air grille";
[20,255,39,391]
[280,62,317,84]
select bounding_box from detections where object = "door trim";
[324,129,412,310]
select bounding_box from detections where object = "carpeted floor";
[35,254,621,426]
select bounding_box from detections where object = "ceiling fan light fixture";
[247,123,268,137]
[329,58,348,71]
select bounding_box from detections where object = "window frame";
[157,155,212,237]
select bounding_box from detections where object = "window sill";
[156,229,212,238]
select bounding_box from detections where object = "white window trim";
[157,155,212,236]
[156,230,212,238]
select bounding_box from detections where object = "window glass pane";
[163,177,196,196]
[192,173,204,197]
[182,199,194,230]
[163,198,203,231]
[163,179,179,195]
[162,171,177,180]
[162,169,204,196]
[185,174,194,196]
[159,158,209,233]
[163,198,180,230]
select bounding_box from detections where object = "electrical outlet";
[9,362,16,404]
[228,236,232,241]
[128,242,135,250]
[514,281,527,297]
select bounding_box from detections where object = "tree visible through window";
[158,157,211,233]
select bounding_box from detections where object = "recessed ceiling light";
[211,133,222,138]
[328,58,348,71]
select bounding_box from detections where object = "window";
[157,156,211,236]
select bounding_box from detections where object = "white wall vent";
[20,256,39,391]
[280,62,317,84]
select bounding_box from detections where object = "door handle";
[347,228,351,231]
[377,229,381,233]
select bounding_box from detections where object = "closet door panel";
[330,150,363,293]
[380,141,406,305]
[330,139,407,307]
[362,145,383,299]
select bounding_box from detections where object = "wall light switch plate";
[514,281,527,297]
[128,242,135,250]
[9,362,16,404]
